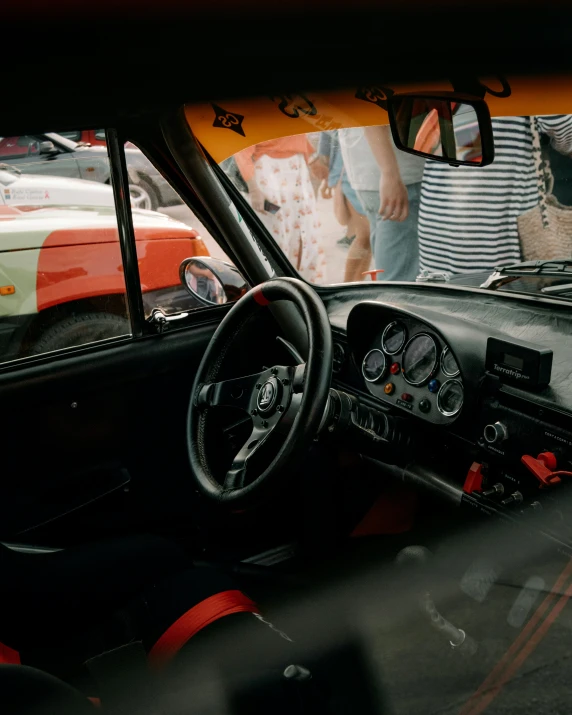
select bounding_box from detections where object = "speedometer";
[402,333,439,386]
[437,379,464,417]
[362,349,387,383]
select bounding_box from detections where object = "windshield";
[45,132,79,151]
[185,83,572,298]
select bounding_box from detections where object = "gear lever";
[396,546,478,656]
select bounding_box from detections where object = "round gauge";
[382,321,407,355]
[437,379,464,417]
[362,349,387,383]
[441,347,460,378]
[402,333,439,386]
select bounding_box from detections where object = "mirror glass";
[183,259,228,305]
[392,97,483,165]
[39,141,56,155]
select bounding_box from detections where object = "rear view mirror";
[387,92,494,167]
[180,256,249,306]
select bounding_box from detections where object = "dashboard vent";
[332,341,346,374]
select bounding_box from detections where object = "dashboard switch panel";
[484,422,508,444]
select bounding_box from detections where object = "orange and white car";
[0,204,209,359]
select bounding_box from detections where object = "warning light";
[0,285,15,296]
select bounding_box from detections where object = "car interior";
[4,2,572,713]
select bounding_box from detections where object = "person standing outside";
[339,125,425,281]
[310,130,372,282]
[234,136,327,283]
[417,115,572,275]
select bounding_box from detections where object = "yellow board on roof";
[184,75,572,163]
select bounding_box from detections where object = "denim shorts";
[329,149,365,216]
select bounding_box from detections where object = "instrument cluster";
[361,319,464,425]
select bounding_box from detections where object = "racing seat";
[0,534,270,665]
[0,664,94,715]
[0,536,387,714]
[0,536,328,714]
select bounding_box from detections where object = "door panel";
[0,321,219,545]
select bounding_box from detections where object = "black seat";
[0,664,93,715]
[0,536,190,662]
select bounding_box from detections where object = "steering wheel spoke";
[197,371,265,412]
[292,363,307,393]
[223,424,273,490]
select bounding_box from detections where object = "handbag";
[518,117,572,261]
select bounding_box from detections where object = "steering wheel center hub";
[257,377,281,414]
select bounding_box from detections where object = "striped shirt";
[418,115,572,275]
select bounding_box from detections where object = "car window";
[58,131,82,142]
[0,136,40,160]
[123,143,249,318]
[0,129,131,363]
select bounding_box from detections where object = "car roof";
[3,1,572,135]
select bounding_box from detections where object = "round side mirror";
[180,257,249,306]
[39,141,57,155]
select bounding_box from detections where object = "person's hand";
[249,185,268,213]
[379,172,409,221]
[320,179,333,199]
[309,156,329,183]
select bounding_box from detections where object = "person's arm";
[364,125,409,221]
[234,146,267,212]
[536,115,572,156]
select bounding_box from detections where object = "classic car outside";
[0,204,208,359]
[0,133,181,211]
[0,166,115,208]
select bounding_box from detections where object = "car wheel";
[31,313,130,354]
[129,178,158,211]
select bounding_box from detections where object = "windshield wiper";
[0,163,21,175]
[480,259,572,290]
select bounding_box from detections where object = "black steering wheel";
[187,277,332,506]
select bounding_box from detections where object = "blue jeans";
[356,182,421,281]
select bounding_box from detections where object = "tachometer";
[382,321,407,355]
[437,379,464,417]
[362,349,387,383]
[441,347,460,377]
[402,333,439,386]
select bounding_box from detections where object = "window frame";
[0,113,292,373]
[121,121,286,335]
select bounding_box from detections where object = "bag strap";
[530,117,553,228]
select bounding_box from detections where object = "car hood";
[0,206,199,250]
[1,173,114,194]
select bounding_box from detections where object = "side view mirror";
[39,141,58,156]
[180,256,249,306]
[387,92,495,167]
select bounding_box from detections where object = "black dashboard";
[321,283,572,542]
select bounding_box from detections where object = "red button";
[390,362,400,375]
[401,393,413,402]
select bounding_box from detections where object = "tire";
[129,177,158,211]
[31,313,130,354]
